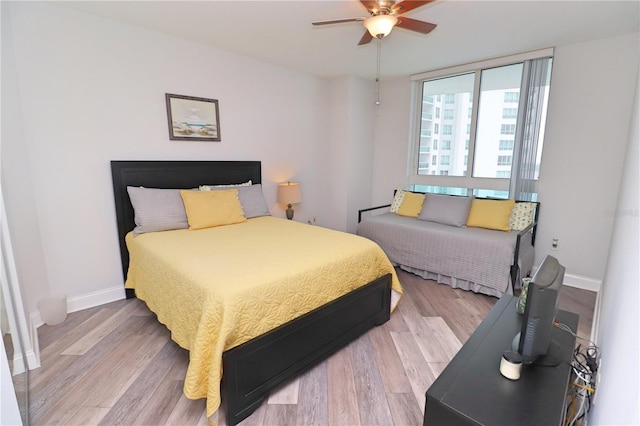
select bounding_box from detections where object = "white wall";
[588,69,639,426]
[371,76,412,206]
[2,2,335,315]
[327,76,376,233]
[1,2,50,321]
[536,33,639,285]
[373,33,640,287]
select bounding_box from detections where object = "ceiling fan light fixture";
[364,14,398,39]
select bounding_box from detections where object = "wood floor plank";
[326,347,360,426]
[296,360,329,425]
[368,324,413,394]
[390,331,437,413]
[263,404,297,426]
[268,377,300,405]
[28,268,595,426]
[130,379,184,425]
[63,406,111,426]
[38,308,116,364]
[97,340,183,425]
[426,362,449,380]
[85,326,174,409]
[350,333,394,426]
[439,298,490,343]
[35,334,148,425]
[386,392,424,426]
[36,303,110,351]
[164,394,207,426]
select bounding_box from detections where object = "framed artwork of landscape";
[165,93,221,141]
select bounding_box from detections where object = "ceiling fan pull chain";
[376,38,382,105]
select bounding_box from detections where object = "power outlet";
[307,216,317,225]
[551,238,559,250]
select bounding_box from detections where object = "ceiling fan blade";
[391,0,435,14]
[357,30,374,46]
[360,0,381,14]
[312,17,365,26]
[395,17,437,34]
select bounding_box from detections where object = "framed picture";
[165,93,221,141]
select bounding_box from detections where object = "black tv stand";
[424,295,578,426]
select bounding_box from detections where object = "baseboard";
[67,285,126,314]
[563,273,601,293]
[31,285,126,329]
[12,349,39,375]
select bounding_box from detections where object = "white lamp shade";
[364,14,398,38]
[278,182,301,205]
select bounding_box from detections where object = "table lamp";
[277,182,301,220]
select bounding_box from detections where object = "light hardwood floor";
[28,268,596,426]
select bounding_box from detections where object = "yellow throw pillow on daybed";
[466,199,516,231]
[180,189,246,230]
[397,192,426,217]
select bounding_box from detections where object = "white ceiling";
[61,0,640,80]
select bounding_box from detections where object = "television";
[512,255,566,366]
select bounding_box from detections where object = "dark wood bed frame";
[110,160,392,425]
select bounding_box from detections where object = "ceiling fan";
[312,0,437,45]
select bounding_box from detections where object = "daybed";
[357,190,539,297]
[111,161,402,425]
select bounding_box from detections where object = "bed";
[110,160,402,425]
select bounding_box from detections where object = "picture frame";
[165,93,221,141]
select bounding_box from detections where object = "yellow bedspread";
[125,216,401,418]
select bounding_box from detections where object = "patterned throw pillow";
[390,189,406,213]
[510,202,537,231]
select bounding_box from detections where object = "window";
[504,91,520,103]
[409,49,553,198]
[499,140,514,150]
[497,155,512,166]
[502,108,518,119]
[500,124,517,135]
[444,109,454,120]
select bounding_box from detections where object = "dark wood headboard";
[111,160,262,296]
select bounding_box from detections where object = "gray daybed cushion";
[418,194,473,227]
[357,212,534,296]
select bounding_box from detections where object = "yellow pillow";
[466,199,516,231]
[397,192,426,217]
[180,189,246,230]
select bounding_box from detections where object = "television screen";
[513,255,565,365]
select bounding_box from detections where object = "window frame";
[408,48,554,196]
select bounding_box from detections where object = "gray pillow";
[201,184,271,218]
[418,194,473,227]
[236,184,271,218]
[127,186,189,235]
